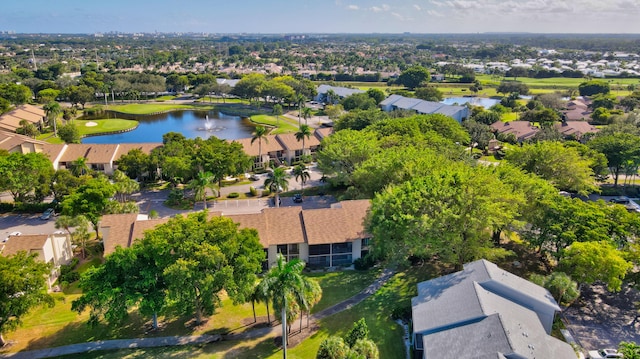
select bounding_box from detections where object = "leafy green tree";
[0,252,54,347]
[397,66,430,90]
[317,336,351,359]
[292,164,310,193]
[37,88,60,104]
[497,81,529,95]
[472,110,500,125]
[193,137,252,192]
[414,86,443,101]
[55,215,90,258]
[264,167,289,208]
[578,80,610,96]
[317,130,381,187]
[340,93,377,111]
[258,254,318,359]
[188,171,216,210]
[589,94,617,110]
[334,108,389,131]
[58,123,81,143]
[345,318,369,347]
[273,104,283,124]
[0,152,53,203]
[112,170,140,203]
[233,73,266,104]
[619,342,640,359]
[61,177,116,238]
[324,104,345,120]
[251,126,269,169]
[366,88,386,104]
[116,148,152,180]
[530,272,580,306]
[463,120,494,153]
[16,119,39,138]
[51,169,86,201]
[0,83,33,105]
[367,164,521,269]
[588,133,640,187]
[505,141,597,195]
[561,240,632,292]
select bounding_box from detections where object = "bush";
[262,189,271,197]
[227,192,240,198]
[354,255,376,270]
[249,186,258,197]
[391,302,412,321]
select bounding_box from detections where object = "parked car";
[588,348,623,359]
[609,196,631,204]
[249,174,260,181]
[293,194,303,203]
[40,208,55,220]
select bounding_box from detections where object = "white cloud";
[371,4,391,12]
[392,12,405,20]
[347,4,359,10]
[413,4,422,11]
[427,10,445,16]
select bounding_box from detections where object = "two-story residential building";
[1,233,73,289]
[100,200,371,269]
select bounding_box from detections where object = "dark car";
[40,208,55,220]
[293,194,303,203]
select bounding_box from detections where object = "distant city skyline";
[1,0,639,35]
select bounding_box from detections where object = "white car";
[588,349,623,359]
[3,231,21,242]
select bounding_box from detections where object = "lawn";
[45,265,437,359]
[75,119,138,136]
[2,269,377,355]
[250,115,298,134]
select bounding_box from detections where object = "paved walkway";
[0,268,395,359]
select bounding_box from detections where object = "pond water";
[81,110,255,144]
[441,97,500,109]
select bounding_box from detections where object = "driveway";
[1,214,58,241]
[563,283,640,351]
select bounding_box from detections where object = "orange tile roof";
[1,234,48,256]
[130,218,169,245]
[101,213,138,255]
[234,135,283,156]
[228,212,270,247]
[42,144,67,163]
[302,200,370,245]
[276,133,321,151]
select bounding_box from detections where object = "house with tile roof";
[490,121,540,142]
[379,95,470,122]
[0,104,46,133]
[411,259,576,359]
[554,121,599,140]
[234,129,328,167]
[1,233,73,289]
[100,200,371,268]
[0,130,47,154]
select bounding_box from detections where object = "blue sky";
[1,0,639,34]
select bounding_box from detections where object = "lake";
[82,110,255,144]
[441,97,500,109]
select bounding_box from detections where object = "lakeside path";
[0,268,395,359]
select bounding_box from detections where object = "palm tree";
[258,254,317,359]
[295,124,312,160]
[55,215,89,258]
[70,157,89,177]
[264,167,289,208]
[325,89,337,105]
[273,104,283,126]
[301,106,313,125]
[295,94,306,125]
[251,126,269,169]
[188,171,217,210]
[43,101,61,137]
[292,164,310,194]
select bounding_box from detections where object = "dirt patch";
[273,320,320,348]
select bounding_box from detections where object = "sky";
[1,0,639,34]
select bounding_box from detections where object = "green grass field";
[75,119,138,136]
[50,265,436,359]
[250,115,298,134]
[2,269,379,355]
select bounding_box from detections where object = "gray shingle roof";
[317,84,364,98]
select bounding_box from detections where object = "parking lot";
[1,214,58,241]
[563,283,640,352]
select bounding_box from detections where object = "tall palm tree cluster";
[254,254,321,359]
